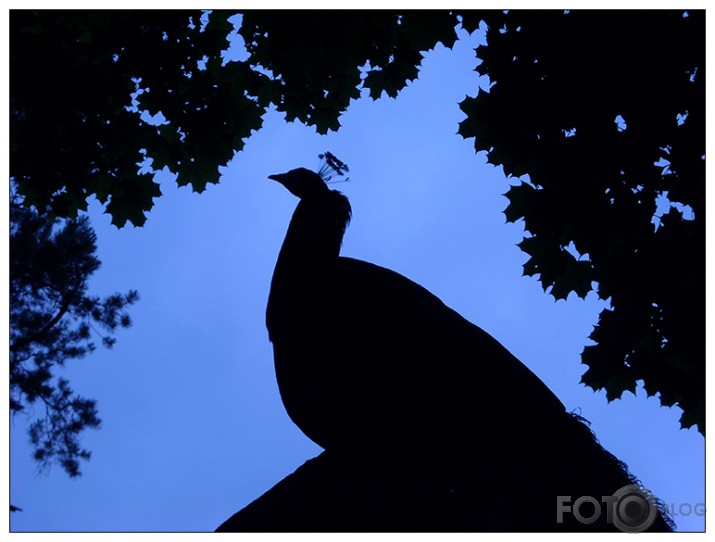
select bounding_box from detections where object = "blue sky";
[8,21,705,532]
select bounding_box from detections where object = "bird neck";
[274,192,352,272]
[267,191,352,339]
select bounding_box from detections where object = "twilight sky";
[8,17,705,532]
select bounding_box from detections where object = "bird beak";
[268,173,285,182]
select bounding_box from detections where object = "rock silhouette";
[217,166,674,532]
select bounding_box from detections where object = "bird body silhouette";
[257,166,673,531]
[266,167,565,451]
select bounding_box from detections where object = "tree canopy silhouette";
[457,10,704,435]
[10,190,138,477]
[10,10,704,433]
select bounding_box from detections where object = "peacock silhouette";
[256,156,674,531]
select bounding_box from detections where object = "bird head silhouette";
[269,168,330,199]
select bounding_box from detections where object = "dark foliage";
[10,10,241,226]
[458,10,705,433]
[10,10,458,226]
[10,195,138,476]
[238,11,459,125]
